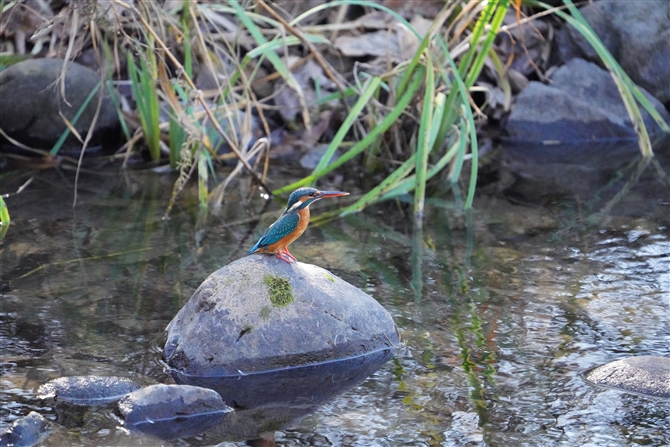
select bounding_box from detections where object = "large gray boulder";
[557,0,670,104]
[0,58,120,153]
[504,59,670,145]
[585,356,670,399]
[163,255,399,376]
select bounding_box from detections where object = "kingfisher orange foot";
[247,187,349,264]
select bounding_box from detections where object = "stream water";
[1,162,668,446]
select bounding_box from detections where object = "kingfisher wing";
[247,213,301,254]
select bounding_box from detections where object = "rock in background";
[0,58,120,154]
[504,59,670,145]
[556,0,670,105]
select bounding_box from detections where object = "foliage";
[2,0,667,225]
[0,195,9,240]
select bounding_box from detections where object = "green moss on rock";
[263,275,294,307]
[259,305,272,319]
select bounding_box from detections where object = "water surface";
[1,167,668,446]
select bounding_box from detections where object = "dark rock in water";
[584,356,670,399]
[169,349,394,409]
[501,136,670,204]
[0,412,50,447]
[0,58,120,154]
[168,348,394,442]
[163,255,399,376]
[504,59,670,144]
[38,375,141,406]
[118,384,233,440]
[556,0,670,104]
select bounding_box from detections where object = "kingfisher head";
[285,187,349,212]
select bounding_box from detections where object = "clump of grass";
[5,0,665,227]
[271,0,510,219]
[127,47,161,161]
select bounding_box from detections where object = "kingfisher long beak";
[317,190,349,199]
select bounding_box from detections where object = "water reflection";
[1,167,669,445]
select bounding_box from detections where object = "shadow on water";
[1,142,669,445]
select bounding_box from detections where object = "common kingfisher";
[247,187,349,264]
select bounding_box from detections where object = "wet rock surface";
[37,375,141,406]
[169,349,394,442]
[0,58,120,153]
[557,0,670,104]
[504,59,670,144]
[118,384,233,440]
[163,255,399,376]
[0,412,51,447]
[585,356,670,399]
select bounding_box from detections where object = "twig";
[15,247,153,280]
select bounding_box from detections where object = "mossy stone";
[163,255,399,376]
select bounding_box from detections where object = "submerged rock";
[0,412,50,447]
[504,59,669,144]
[584,356,670,399]
[169,349,394,441]
[0,58,120,154]
[38,375,141,406]
[118,384,233,440]
[163,255,399,376]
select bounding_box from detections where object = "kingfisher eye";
[309,191,316,197]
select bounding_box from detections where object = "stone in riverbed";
[118,384,233,440]
[504,59,670,145]
[37,375,141,406]
[584,356,670,399]
[0,412,51,447]
[163,255,399,376]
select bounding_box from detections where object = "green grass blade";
[128,52,161,161]
[229,0,301,101]
[457,1,498,79]
[312,76,382,175]
[463,108,478,209]
[273,68,425,195]
[340,154,417,216]
[0,196,9,240]
[247,34,330,59]
[464,1,510,89]
[197,151,208,208]
[414,54,435,222]
[378,124,464,202]
[49,82,101,155]
[0,196,9,223]
[435,35,480,209]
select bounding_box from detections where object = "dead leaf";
[334,27,420,63]
[274,57,337,123]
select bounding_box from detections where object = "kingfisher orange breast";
[261,207,310,254]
